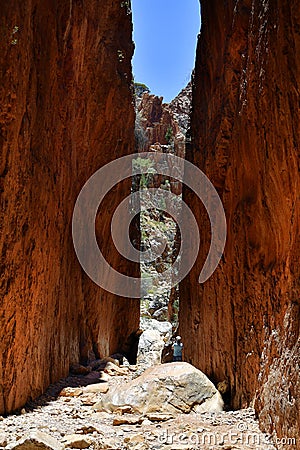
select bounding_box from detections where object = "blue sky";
[132,0,201,103]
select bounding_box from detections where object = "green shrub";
[165,126,173,143]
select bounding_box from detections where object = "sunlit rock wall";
[180,0,299,445]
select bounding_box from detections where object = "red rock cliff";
[0,0,139,414]
[180,0,299,444]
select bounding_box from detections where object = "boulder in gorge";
[94,362,224,415]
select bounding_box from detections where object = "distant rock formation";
[137,93,177,148]
[135,85,191,199]
[136,83,191,152]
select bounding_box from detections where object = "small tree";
[134,82,150,98]
[165,126,173,143]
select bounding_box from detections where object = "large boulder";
[94,362,223,415]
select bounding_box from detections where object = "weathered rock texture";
[0,1,139,414]
[137,85,191,151]
[180,0,300,445]
[136,90,189,196]
[137,93,177,148]
[169,82,192,134]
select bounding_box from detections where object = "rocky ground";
[0,357,276,450]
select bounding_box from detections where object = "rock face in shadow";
[180,0,300,444]
[0,1,139,414]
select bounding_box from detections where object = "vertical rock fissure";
[133,83,192,361]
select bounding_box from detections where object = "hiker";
[172,336,184,362]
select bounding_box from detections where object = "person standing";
[172,336,184,362]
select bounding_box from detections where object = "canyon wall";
[0,0,139,414]
[180,0,299,445]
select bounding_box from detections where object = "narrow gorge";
[0,1,299,449]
